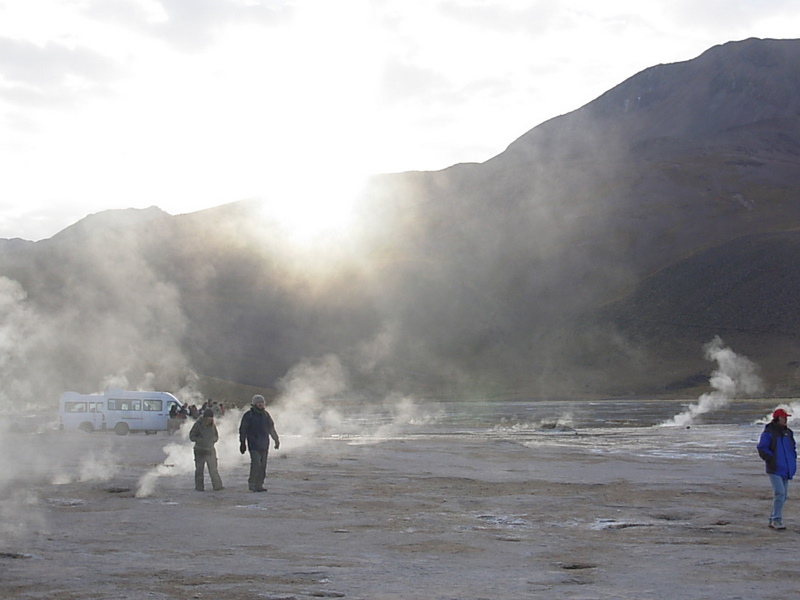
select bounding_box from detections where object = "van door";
[88,401,106,430]
[141,398,169,432]
[61,400,93,431]
[107,398,143,433]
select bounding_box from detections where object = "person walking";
[239,394,280,492]
[757,408,797,529]
[189,409,224,491]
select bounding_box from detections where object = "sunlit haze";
[1,0,799,240]
[260,164,367,243]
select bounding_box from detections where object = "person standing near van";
[190,409,224,491]
[239,395,280,492]
[757,408,797,529]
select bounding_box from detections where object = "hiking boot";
[770,519,786,530]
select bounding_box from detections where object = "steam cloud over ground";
[135,353,440,497]
[663,336,764,427]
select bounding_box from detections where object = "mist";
[3,38,800,410]
[662,336,764,427]
[0,233,195,413]
[0,220,206,542]
[135,412,244,498]
[133,351,445,496]
[6,36,800,553]
[269,354,442,444]
[0,421,126,542]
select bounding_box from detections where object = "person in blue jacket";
[239,394,280,492]
[757,408,797,530]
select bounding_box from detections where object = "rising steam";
[134,353,440,496]
[135,410,245,497]
[662,336,763,427]
[269,354,440,444]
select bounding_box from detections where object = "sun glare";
[260,167,368,244]
[248,0,380,245]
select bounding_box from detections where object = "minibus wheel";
[114,422,130,436]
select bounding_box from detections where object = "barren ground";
[1,428,796,599]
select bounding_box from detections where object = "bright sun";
[249,1,380,245]
[260,166,368,244]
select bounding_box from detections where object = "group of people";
[170,399,233,422]
[189,394,280,492]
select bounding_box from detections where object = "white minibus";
[59,388,182,435]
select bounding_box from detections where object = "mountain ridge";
[2,37,800,405]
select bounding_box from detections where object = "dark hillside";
[3,38,800,403]
[602,231,800,394]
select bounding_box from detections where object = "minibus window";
[143,400,162,411]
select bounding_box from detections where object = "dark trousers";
[248,449,269,491]
[194,448,223,491]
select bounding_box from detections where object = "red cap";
[773,408,792,419]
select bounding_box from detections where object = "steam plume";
[135,411,245,497]
[271,354,350,444]
[270,354,440,444]
[662,336,763,427]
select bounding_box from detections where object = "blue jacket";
[757,422,797,479]
[239,407,277,452]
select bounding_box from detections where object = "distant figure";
[757,408,797,529]
[167,403,181,435]
[189,409,224,491]
[239,394,280,492]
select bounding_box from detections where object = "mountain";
[3,37,800,406]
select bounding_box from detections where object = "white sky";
[1,0,798,241]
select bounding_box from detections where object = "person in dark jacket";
[757,408,797,529]
[239,395,280,492]
[189,409,224,491]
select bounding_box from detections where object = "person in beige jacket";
[189,409,224,491]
